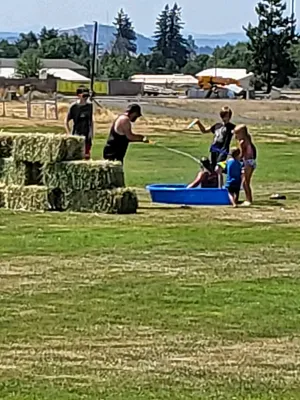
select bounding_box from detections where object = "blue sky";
[0,0,297,36]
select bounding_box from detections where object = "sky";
[0,0,298,36]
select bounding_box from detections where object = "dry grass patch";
[156,98,300,123]
[0,335,299,385]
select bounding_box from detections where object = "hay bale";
[52,187,138,214]
[111,187,138,214]
[12,133,84,163]
[0,133,19,158]
[0,158,42,186]
[5,185,50,211]
[43,160,125,191]
[0,158,26,185]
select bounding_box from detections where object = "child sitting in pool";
[234,124,257,207]
[187,157,218,189]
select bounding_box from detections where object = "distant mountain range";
[0,26,247,55]
[190,32,246,48]
[0,32,19,42]
[60,24,154,54]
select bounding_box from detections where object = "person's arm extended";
[196,119,212,134]
[122,119,147,142]
[187,171,204,188]
[239,139,246,158]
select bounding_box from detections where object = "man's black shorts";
[103,148,123,164]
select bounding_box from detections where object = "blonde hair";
[234,124,250,139]
[220,106,233,119]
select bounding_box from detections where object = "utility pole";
[90,21,98,95]
[214,51,218,77]
[291,0,296,38]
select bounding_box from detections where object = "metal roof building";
[0,58,89,81]
[41,68,90,82]
[130,74,198,87]
[0,58,86,72]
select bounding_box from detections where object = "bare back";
[239,138,254,160]
[114,114,131,136]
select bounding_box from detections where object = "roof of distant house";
[0,67,16,78]
[130,74,198,85]
[45,68,90,82]
[196,68,253,80]
[0,58,86,70]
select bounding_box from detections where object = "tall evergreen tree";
[244,0,297,92]
[167,3,189,67]
[152,3,189,71]
[152,5,169,55]
[112,9,137,56]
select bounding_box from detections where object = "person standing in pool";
[103,104,149,164]
[190,106,236,169]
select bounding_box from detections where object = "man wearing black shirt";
[103,104,149,164]
[65,87,93,160]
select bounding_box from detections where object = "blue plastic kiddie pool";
[146,184,231,206]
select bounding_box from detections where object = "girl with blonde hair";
[234,125,257,206]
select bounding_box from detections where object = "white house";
[0,58,89,81]
[196,68,254,90]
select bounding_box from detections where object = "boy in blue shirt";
[224,148,242,207]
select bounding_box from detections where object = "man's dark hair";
[126,103,142,116]
[76,86,89,96]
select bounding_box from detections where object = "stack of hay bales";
[0,133,138,213]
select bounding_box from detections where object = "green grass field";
[1,124,300,399]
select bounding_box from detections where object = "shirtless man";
[103,104,149,164]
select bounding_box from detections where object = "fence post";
[27,90,32,118]
[0,101,6,117]
[44,101,47,120]
[54,94,58,120]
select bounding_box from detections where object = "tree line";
[0,0,299,92]
[0,28,91,78]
